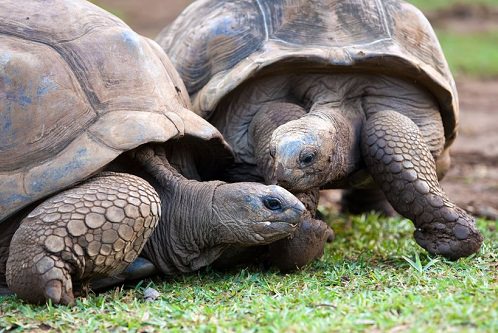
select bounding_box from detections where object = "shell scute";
[265,0,391,48]
[0,35,95,173]
[157,0,266,95]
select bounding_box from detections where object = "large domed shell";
[158,0,458,148]
[0,0,231,222]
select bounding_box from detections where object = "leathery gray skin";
[4,145,304,305]
[268,74,482,260]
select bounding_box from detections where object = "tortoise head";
[269,113,354,192]
[212,183,305,245]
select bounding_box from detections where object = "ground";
[93,0,498,216]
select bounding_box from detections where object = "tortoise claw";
[44,279,75,306]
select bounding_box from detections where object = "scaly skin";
[6,172,160,305]
[361,111,482,259]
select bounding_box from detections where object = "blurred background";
[92,0,498,217]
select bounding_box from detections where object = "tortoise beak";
[292,200,306,216]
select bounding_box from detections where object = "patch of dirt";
[95,1,498,214]
[453,78,498,157]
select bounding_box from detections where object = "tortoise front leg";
[6,172,160,305]
[361,111,482,259]
[268,189,334,271]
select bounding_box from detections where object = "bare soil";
[97,0,498,216]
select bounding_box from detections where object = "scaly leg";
[6,172,160,305]
[361,111,482,259]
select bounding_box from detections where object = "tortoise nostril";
[270,146,276,158]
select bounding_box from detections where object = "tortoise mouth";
[255,202,305,232]
[258,221,299,228]
[253,221,299,237]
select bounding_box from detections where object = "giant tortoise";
[0,0,305,305]
[157,0,482,260]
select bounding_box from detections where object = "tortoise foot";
[6,247,75,305]
[38,258,76,305]
[413,206,483,260]
[268,217,334,272]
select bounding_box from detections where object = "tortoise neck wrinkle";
[133,147,225,275]
[145,177,224,275]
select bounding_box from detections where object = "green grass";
[437,31,498,77]
[1,214,496,332]
[408,0,498,11]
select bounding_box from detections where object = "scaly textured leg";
[361,111,482,259]
[6,172,160,305]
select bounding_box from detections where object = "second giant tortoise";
[157,0,482,260]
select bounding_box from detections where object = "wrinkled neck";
[143,177,226,275]
[132,147,227,275]
[309,101,363,126]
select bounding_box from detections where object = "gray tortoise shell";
[158,0,458,147]
[0,0,230,222]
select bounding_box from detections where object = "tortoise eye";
[299,150,317,166]
[263,197,282,211]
